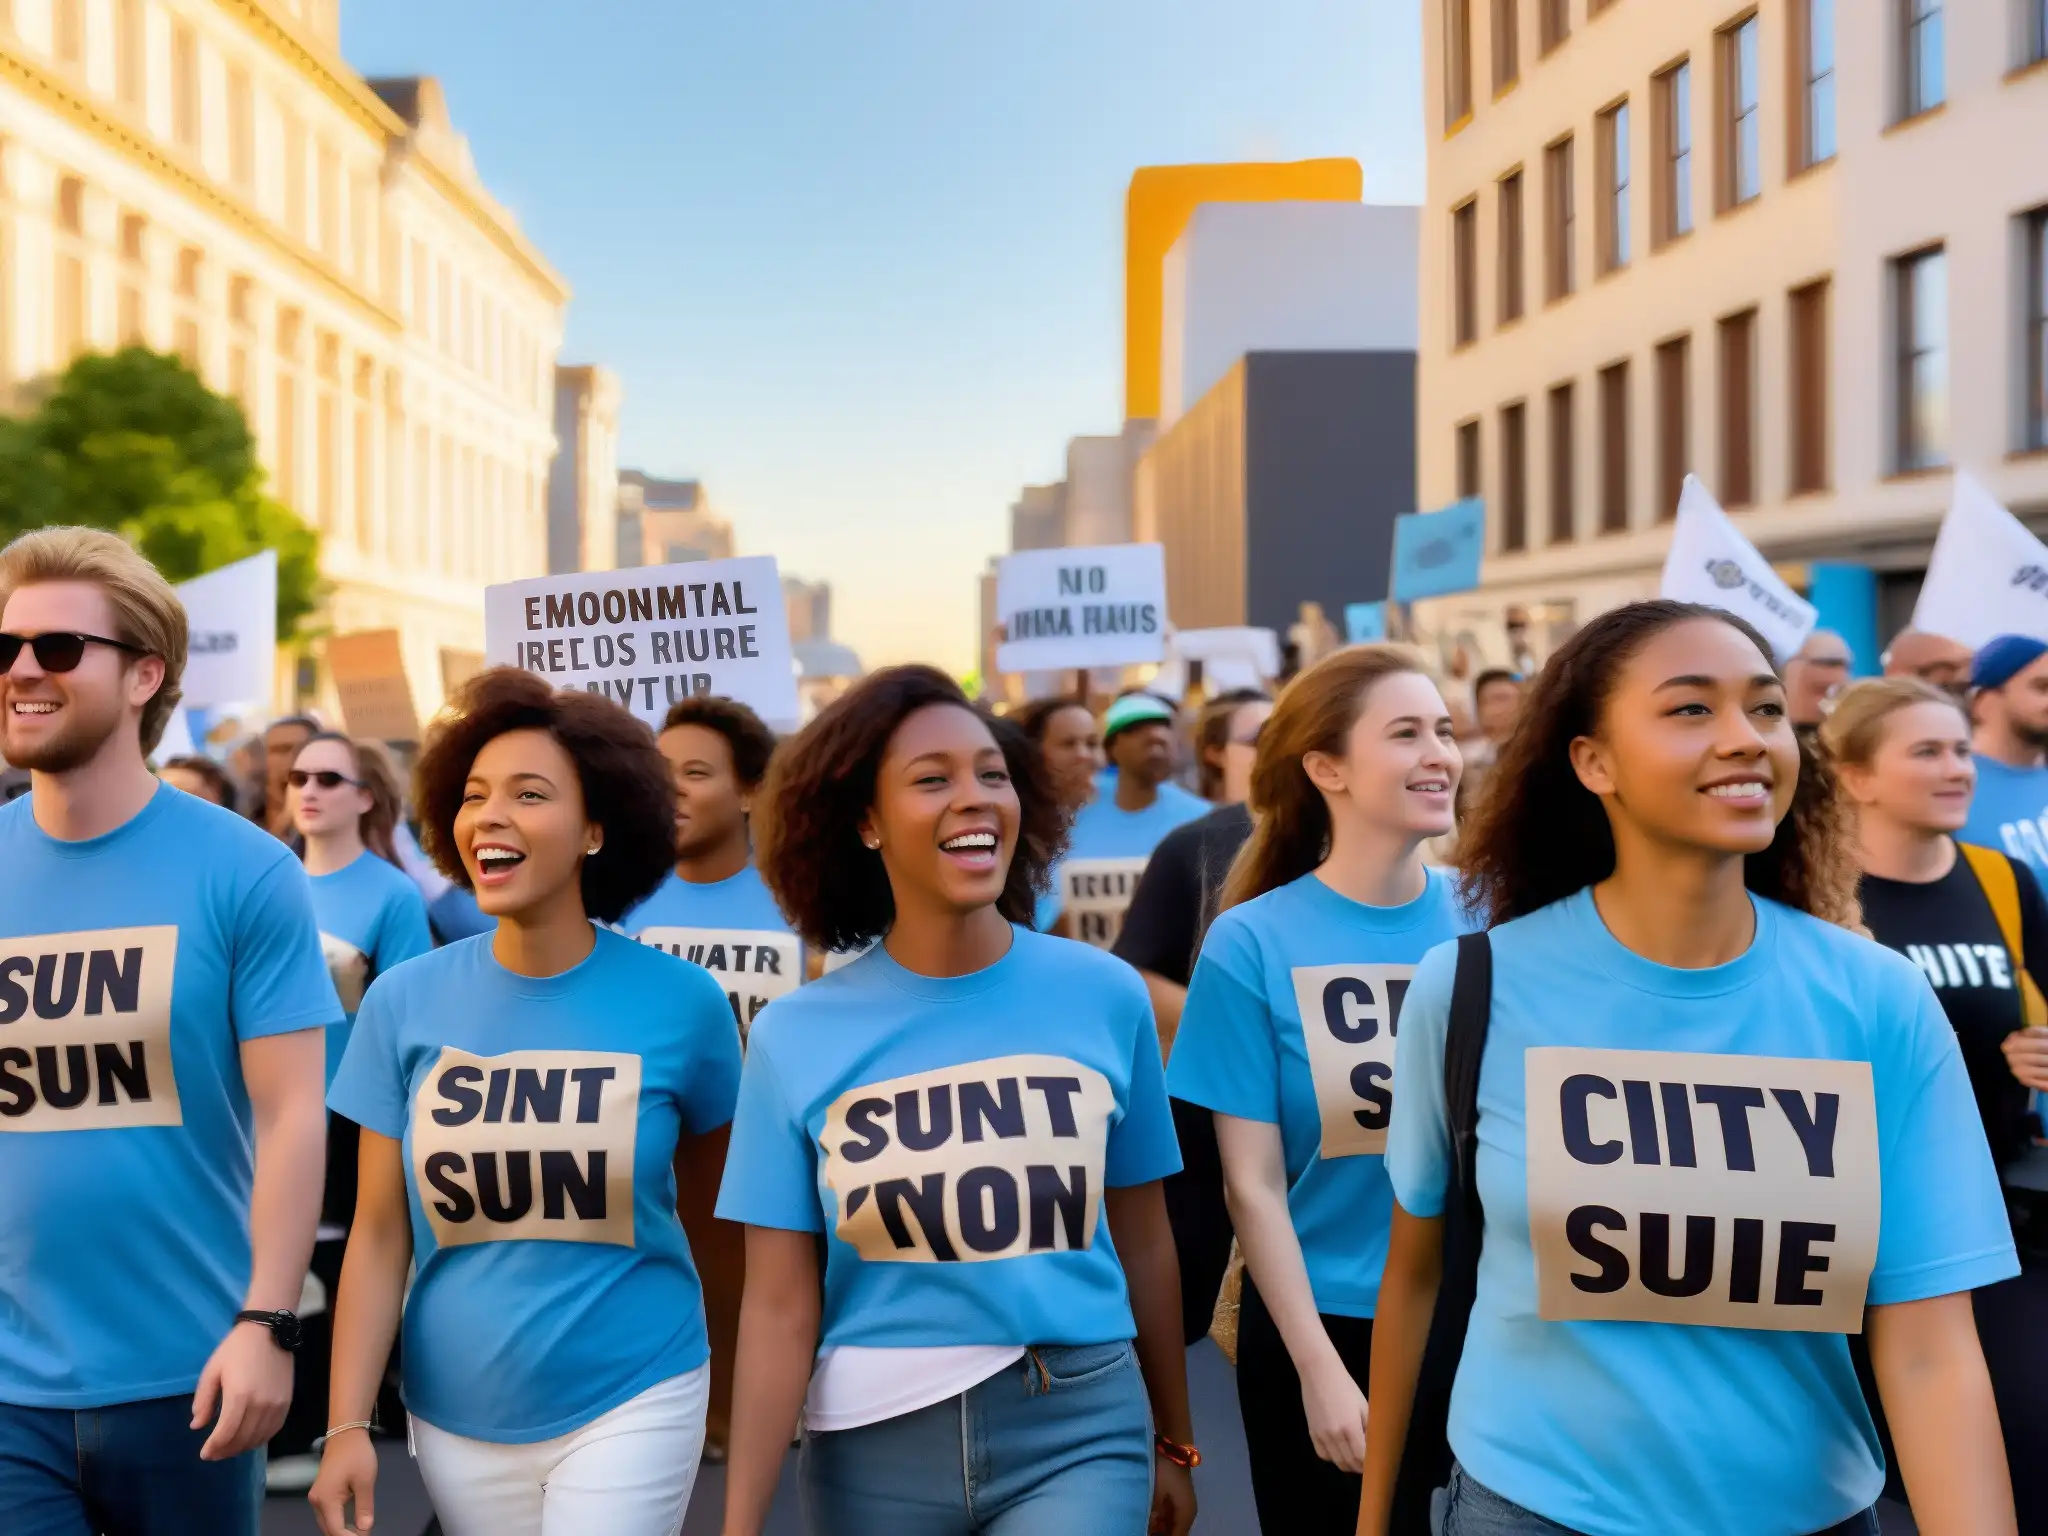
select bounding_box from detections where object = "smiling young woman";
[1356,602,2020,1536]
[309,669,744,1536]
[714,665,1198,1536]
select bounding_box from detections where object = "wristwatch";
[234,1309,303,1354]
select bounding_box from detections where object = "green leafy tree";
[0,347,321,635]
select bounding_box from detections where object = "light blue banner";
[1807,562,1880,678]
[1391,497,1485,602]
[1345,602,1387,643]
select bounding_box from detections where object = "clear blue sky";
[342,0,1424,672]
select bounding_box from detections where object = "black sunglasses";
[0,630,148,674]
[287,769,363,791]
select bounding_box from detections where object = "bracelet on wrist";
[1153,1431,1201,1469]
[319,1420,374,1447]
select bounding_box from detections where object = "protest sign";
[1391,499,1484,602]
[1659,476,1816,663]
[175,550,275,709]
[1912,471,2048,649]
[484,556,799,733]
[327,629,421,742]
[1345,602,1387,643]
[995,545,1167,675]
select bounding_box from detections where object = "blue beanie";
[1971,634,2048,692]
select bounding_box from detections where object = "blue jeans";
[798,1341,1154,1535]
[1431,1462,1882,1536]
[0,1394,264,1536]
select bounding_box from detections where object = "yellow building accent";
[1124,159,1361,422]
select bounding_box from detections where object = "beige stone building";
[0,0,569,717]
[547,362,621,576]
[1416,0,2048,664]
[615,470,732,568]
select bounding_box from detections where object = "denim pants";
[1431,1462,1882,1536]
[798,1341,1154,1535]
[0,1394,264,1536]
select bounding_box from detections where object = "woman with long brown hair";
[1168,646,1468,1534]
[1358,602,2018,1536]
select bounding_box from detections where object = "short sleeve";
[373,882,434,977]
[714,1037,825,1232]
[1113,830,1200,982]
[232,855,344,1041]
[1867,968,2020,1305]
[1105,990,1184,1187]
[676,968,743,1135]
[327,976,409,1138]
[1384,939,1459,1220]
[1167,918,1281,1124]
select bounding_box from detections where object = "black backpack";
[1388,931,1494,1535]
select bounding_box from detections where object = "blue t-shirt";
[1386,888,2018,1536]
[1960,755,2048,872]
[1168,869,1472,1318]
[1043,782,1210,942]
[0,785,341,1408]
[309,852,433,1087]
[715,928,1183,1350]
[328,927,742,1443]
[619,865,803,1035]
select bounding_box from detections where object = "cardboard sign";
[411,1046,642,1250]
[326,629,421,743]
[819,1053,1114,1263]
[1291,963,1412,1158]
[176,550,276,709]
[995,545,1168,675]
[0,926,181,1130]
[484,556,799,733]
[1911,471,2048,650]
[1660,477,1817,664]
[633,926,801,1038]
[1061,857,1150,950]
[1524,1047,1879,1333]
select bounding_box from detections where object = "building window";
[2028,212,2047,452]
[1793,0,1836,169]
[284,114,307,238]
[172,24,199,151]
[1788,278,1830,491]
[1548,381,1576,544]
[1654,61,1693,245]
[1656,335,1689,520]
[1719,307,1758,505]
[317,145,340,261]
[1895,246,1947,469]
[120,212,145,264]
[2030,0,2048,67]
[116,0,143,107]
[1456,418,1482,499]
[1539,0,1569,55]
[1498,170,1525,325]
[1492,0,1519,93]
[53,0,80,68]
[1597,101,1629,272]
[1599,361,1630,532]
[228,70,254,191]
[1446,0,1474,127]
[1500,400,1529,551]
[173,318,199,369]
[1452,197,1479,347]
[1545,135,1576,299]
[1900,0,1943,119]
[1720,14,1761,209]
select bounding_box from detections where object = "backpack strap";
[1960,843,2048,1029]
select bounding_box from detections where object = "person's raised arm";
[1106,1182,1196,1536]
[1868,1293,2016,1535]
[720,1227,820,1536]
[1355,1203,1444,1536]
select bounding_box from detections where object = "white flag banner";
[1659,476,1817,663]
[484,556,800,733]
[995,544,1168,675]
[153,706,196,760]
[174,550,276,709]
[1911,471,2048,649]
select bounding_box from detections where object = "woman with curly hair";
[309,669,743,1536]
[715,665,1198,1536]
[1358,602,2019,1536]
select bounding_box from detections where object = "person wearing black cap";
[1963,635,2048,871]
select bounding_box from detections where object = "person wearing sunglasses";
[0,527,337,1536]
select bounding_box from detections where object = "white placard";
[1912,471,2048,649]
[1659,477,1817,664]
[175,550,276,710]
[1172,626,1281,677]
[996,545,1167,675]
[485,557,799,733]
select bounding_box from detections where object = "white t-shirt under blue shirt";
[328,927,743,1443]
[308,851,433,1087]
[1386,888,2017,1536]
[715,927,1182,1421]
[1168,868,1472,1318]
[1042,782,1210,943]
[618,864,802,1036]
[0,784,342,1408]
[1960,754,2048,872]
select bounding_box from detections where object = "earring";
[863,837,880,851]
[586,845,600,856]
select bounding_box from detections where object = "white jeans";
[410,1366,710,1536]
